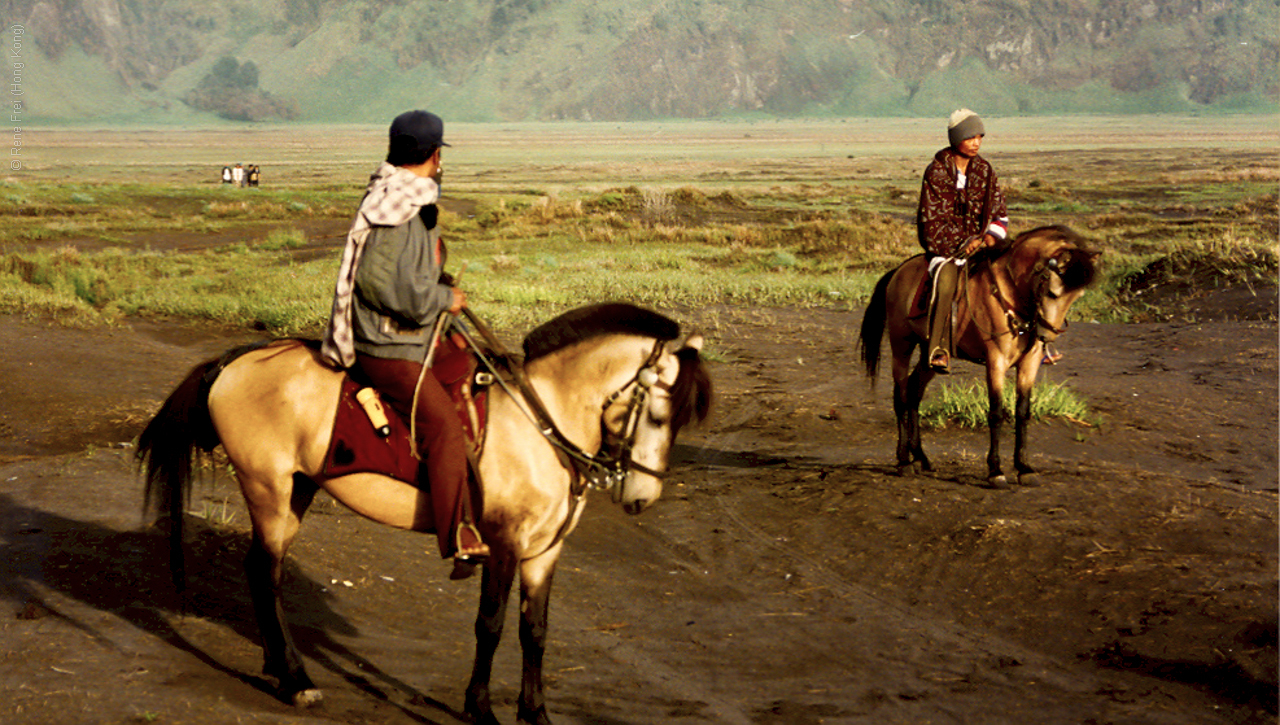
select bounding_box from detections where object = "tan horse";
[136,303,711,725]
[859,225,1099,487]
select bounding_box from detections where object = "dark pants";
[928,259,961,362]
[355,353,473,558]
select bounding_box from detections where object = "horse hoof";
[518,704,553,725]
[1018,471,1042,487]
[985,474,1009,490]
[896,464,915,478]
[292,689,324,708]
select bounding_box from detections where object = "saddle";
[322,333,497,485]
[909,256,970,321]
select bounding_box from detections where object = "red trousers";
[355,353,473,558]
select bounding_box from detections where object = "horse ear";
[681,333,704,352]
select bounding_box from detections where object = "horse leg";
[891,346,933,475]
[984,364,1010,488]
[891,376,915,475]
[516,555,558,725]
[464,551,518,725]
[905,361,935,472]
[1014,356,1043,485]
[243,474,321,706]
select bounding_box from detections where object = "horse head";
[523,304,712,515]
[603,332,711,513]
[1005,225,1101,343]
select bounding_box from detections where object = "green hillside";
[6,0,1278,123]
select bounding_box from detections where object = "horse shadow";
[673,441,908,477]
[0,491,465,724]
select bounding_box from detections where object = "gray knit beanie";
[947,108,985,148]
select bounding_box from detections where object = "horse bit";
[452,309,672,500]
[446,310,676,559]
[992,254,1070,341]
[592,339,671,501]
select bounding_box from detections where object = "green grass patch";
[0,245,332,332]
[920,378,1100,430]
[260,227,307,251]
[1,121,1274,332]
[0,181,357,248]
[0,211,883,335]
[0,174,1272,333]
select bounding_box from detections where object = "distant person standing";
[232,162,245,187]
[221,166,232,184]
[248,164,260,187]
[917,108,1009,373]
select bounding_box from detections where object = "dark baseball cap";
[388,110,450,161]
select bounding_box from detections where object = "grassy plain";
[1,115,1276,336]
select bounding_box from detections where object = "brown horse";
[136,303,711,725]
[859,225,1099,487]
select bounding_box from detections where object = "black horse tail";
[136,342,268,593]
[136,358,221,594]
[859,267,896,381]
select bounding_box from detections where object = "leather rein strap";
[1002,259,1068,336]
[458,307,667,490]
[453,307,670,559]
[972,255,1067,343]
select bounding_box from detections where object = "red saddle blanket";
[322,336,490,485]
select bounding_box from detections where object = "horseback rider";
[917,108,1009,374]
[320,109,489,575]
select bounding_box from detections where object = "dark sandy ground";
[0,293,1276,725]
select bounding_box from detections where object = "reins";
[976,261,1033,339]
[448,307,673,558]
[459,307,667,487]
[595,340,671,489]
[962,248,1066,348]
[989,258,1068,336]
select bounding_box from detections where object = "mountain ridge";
[5,0,1277,123]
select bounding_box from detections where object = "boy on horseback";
[321,109,489,576]
[917,108,1009,373]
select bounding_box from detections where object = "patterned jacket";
[916,148,1008,257]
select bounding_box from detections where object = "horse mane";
[671,345,713,432]
[522,303,681,361]
[522,302,710,430]
[972,224,1099,291]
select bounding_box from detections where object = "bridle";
[984,253,1069,342]
[594,338,671,501]
[451,309,680,556]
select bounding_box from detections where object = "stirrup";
[454,522,489,562]
[450,525,488,581]
[928,348,951,374]
[449,523,489,581]
[1042,344,1063,365]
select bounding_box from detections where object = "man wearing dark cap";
[321,110,489,575]
[917,108,1010,373]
